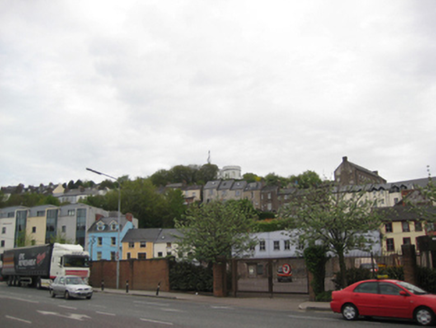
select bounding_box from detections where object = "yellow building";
[378,206,429,254]
[121,229,161,260]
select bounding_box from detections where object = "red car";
[330,279,436,326]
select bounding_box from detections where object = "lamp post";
[86,167,121,289]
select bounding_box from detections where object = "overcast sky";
[1,0,435,187]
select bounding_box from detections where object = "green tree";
[243,173,261,183]
[161,189,187,228]
[150,169,174,187]
[289,170,323,189]
[280,184,384,288]
[175,200,258,295]
[196,164,219,185]
[171,165,197,184]
[264,172,288,187]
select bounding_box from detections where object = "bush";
[332,268,371,290]
[378,266,404,280]
[304,245,328,298]
[416,267,436,293]
[315,290,332,302]
[169,260,213,292]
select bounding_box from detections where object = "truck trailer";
[1,243,90,288]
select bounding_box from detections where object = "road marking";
[38,310,92,321]
[288,314,336,321]
[59,305,77,310]
[0,295,39,304]
[96,311,116,316]
[134,301,169,306]
[160,308,183,313]
[140,318,173,325]
[211,306,234,310]
[5,315,32,324]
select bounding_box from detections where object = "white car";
[49,275,93,299]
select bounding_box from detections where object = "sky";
[1,0,435,187]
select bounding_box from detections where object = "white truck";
[1,243,90,288]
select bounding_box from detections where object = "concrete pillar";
[213,259,227,297]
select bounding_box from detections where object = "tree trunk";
[338,251,347,288]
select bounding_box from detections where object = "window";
[167,251,172,256]
[97,237,102,246]
[127,253,131,259]
[37,211,45,217]
[138,253,146,259]
[110,252,116,261]
[385,223,393,233]
[379,282,401,295]
[274,241,280,251]
[68,209,75,216]
[111,237,116,246]
[32,227,36,233]
[403,237,411,245]
[62,225,66,233]
[402,222,410,232]
[1,227,5,234]
[415,221,423,232]
[129,242,134,248]
[110,223,117,231]
[1,240,4,247]
[97,252,102,260]
[259,240,266,251]
[353,282,378,294]
[158,252,163,257]
[140,241,146,248]
[284,240,290,250]
[166,242,172,248]
[386,238,395,252]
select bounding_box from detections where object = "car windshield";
[397,281,428,295]
[66,277,85,285]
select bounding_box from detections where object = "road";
[0,283,418,328]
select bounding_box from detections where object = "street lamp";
[86,167,121,289]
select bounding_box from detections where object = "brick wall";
[89,258,170,291]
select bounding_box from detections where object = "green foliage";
[316,290,332,302]
[169,259,213,292]
[49,231,73,244]
[304,246,328,296]
[175,200,258,264]
[253,219,290,232]
[378,266,404,280]
[243,173,261,183]
[150,164,219,187]
[332,268,371,290]
[416,266,436,293]
[15,231,35,247]
[1,192,60,208]
[289,170,323,189]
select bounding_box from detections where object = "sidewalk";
[96,288,331,312]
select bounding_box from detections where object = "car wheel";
[415,307,434,326]
[50,289,56,298]
[342,303,358,321]
[65,291,70,300]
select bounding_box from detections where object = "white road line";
[140,318,173,325]
[58,305,77,310]
[160,308,183,313]
[288,314,336,321]
[5,315,32,324]
[96,311,116,316]
[0,295,39,304]
[134,301,169,306]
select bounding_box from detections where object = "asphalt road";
[0,283,419,328]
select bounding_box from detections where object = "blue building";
[87,212,137,261]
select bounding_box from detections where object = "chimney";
[95,214,104,221]
[342,156,348,162]
[125,213,133,222]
